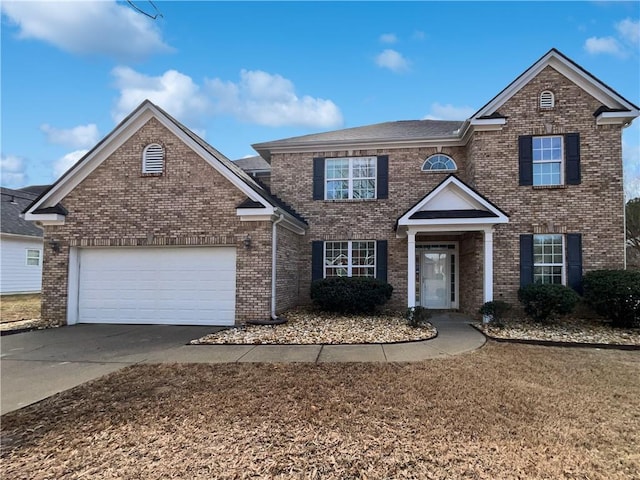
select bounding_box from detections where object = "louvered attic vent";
[142,143,164,174]
[539,90,555,109]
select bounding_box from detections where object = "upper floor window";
[519,133,580,187]
[26,249,41,266]
[325,157,376,200]
[421,154,457,172]
[539,90,555,109]
[532,136,563,186]
[142,143,164,174]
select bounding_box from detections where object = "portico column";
[483,227,494,303]
[407,231,416,308]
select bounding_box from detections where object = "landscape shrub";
[310,277,393,314]
[404,306,431,328]
[517,284,580,323]
[582,270,640,328]
[478,300,512,328]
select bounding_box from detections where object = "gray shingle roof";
[253,119,465,154]
[233,155,271,172]
[1,187,44,237]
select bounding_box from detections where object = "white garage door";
[78,247,236,326]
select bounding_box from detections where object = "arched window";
[540,90,555,109]
[421,154,457,172]
[142,143,164,174]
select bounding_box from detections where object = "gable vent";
[540,90,555,109]
[142,143,164,174]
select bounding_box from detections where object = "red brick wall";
[41,117,273,326]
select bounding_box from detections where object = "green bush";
[583,270,640,328]
[517,284,580,323]
[405,306,431,328]
[310,277,393,314]
[478,300,512,328]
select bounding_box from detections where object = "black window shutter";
[377,155,389,199]
[518,136,533,186]
[311,241,324,281]
[312,157,325,200]
[566,233,583,294]
[520,234,534,287]
[376,240,388,282]
[565,133,581,185]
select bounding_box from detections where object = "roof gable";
[473,48,640,120]
[396,175,509,230]
[24,101,306,230]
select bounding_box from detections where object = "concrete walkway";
[1,313,484,414]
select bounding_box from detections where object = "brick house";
[25,49,639,326]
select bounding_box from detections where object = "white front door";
[417,244,458,309]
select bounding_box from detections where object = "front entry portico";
[396,175,509,311]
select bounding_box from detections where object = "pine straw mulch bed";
[2,343,639,479]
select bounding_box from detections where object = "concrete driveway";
[0,324,218,415]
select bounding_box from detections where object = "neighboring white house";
[1,186,47,294]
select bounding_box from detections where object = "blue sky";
[1,1,639,197]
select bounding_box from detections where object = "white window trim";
[142,143,165,174]
[323,240,376,278]
[325,157,377,200]
[421,154,457,172]
[532,135,564,186]
[540,90,555,109]
[533,234,566,285]
[26,248,41,266]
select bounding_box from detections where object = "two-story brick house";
[25,49,639,326]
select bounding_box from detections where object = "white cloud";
[616,18,640,45]
[40,123,99,149]
[111,66,210,124]
[1,0,171,60]
[379,33,397,44]
[0,154,27,187]
[623,125,640,199]
[584,36,624,56]
[423,103,475,121]
[205,70,343,128]
[54,150,87,179]
[375,49,410,73]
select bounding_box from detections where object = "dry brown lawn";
[1,343,639,479]
[0,294,41,322]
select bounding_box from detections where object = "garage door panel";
[78,247,236,326]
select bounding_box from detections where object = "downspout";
[271,212,285,320]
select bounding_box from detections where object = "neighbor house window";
[325,157,376,200]
[324,241,375,277]
[539,90,555,109]
[421,154,457,172]
[142,143,164,174]
[533,234,563,284]
[26,249,41,266]
[532,136,563,186]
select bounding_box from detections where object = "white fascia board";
[23,213,66,225]
[27,103,272,214]
[596,110,640,126]
[236,207,275,217]
[26,108,156,214]
[263,136,467,155]
[469,118,506,131]
[400,217,508,228]
[150,112,271,208]
[474,51,638,119]
[398,222,504,237]
[0,232,43,241]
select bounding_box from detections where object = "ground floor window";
[533,234,564,284]
[26,249,41,266]
[324,241,375,278]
